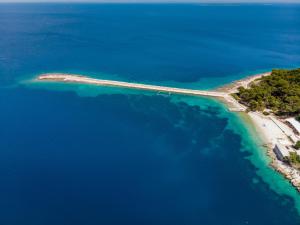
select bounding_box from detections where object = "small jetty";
[38,73,246,112]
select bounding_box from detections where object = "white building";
[286,118,300,136]
[273,143,290,161]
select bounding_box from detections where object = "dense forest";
[234,69,300,116]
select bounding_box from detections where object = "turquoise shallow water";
[3,83,300,224]
[1,3,300,225]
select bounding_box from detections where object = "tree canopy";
[235,68,300,116]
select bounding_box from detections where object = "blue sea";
[1,3,300,225]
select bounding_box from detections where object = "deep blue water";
[1,3,300,225]
[1,3,300,85]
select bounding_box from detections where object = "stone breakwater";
[38,73,246,112]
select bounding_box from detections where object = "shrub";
[295,141,300,150]
[289,151,300,164]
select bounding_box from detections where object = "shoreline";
[36,71,300,191]
[216,72,271,93]
[219,73,300,192]
[246,112,300,191]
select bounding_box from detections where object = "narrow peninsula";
[37,69,300,191]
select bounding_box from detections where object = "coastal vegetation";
[287,152,300,168]
[295,141,300,150]
[234,69,300,116]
